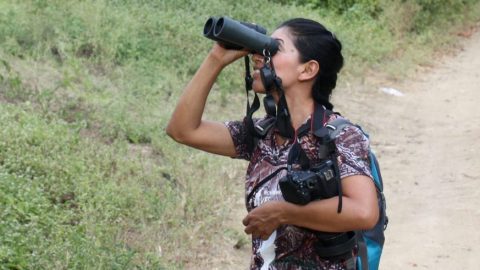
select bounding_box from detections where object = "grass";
[1,0,479,268]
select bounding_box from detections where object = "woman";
[166,18,379,270]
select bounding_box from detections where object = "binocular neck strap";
[276,93,295,139]
[243,55,295,150]
[262,56,294,139]
[244,56,260,117]
[244,56,253,91]
[244,56,262,153]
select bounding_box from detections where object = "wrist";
[205,52,227,70]
[278,201,298,226]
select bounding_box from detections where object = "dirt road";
[188,27,480,270]
[375,29,480,269]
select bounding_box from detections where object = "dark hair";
[278,18,344,110]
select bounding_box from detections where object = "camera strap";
[246,166,287,209]
[286,104,344,213]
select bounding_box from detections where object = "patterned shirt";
[225,112,372,270]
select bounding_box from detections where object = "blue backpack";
[325,118,388,270]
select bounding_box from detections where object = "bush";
[408,0,477,32]
[0,105,171,268]
[273,0,479,32]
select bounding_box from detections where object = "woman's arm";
[243,174,379,240]
[280,174,379,231]
[165,44,248,157]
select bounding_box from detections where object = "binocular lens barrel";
[203,17,215,38]
[203,16,279,55]
[203,17,243,50]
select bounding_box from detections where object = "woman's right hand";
[208,43,250,68]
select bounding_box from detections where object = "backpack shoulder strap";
[312,114,350,145]
[324,118,354,140]
[245,116,276,154]
[253,117,276,137]
[323,119,384,191]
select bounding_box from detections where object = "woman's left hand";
[242,201,286,240]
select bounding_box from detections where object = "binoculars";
[203,16,279,56]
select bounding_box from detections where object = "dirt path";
[189,27,480,270]
[375,28,480,269]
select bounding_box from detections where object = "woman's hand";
[242,201,286,240]
[208,43,249,68]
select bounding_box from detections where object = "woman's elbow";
[357,204,379,230]
[165,123,186,144]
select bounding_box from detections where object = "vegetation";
[1,0,479,268]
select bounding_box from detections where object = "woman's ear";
[298,60,320,81]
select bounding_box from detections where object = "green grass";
[1,0,479,268]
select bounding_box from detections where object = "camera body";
[203,16,279,55]
[279,160,339,205]
[279,159,357,261]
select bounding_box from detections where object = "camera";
[203,16,279,55]
[279,160,339,205]
[279,159,358,260]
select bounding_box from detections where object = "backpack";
[324,118,388,270]
[249,106,388,270]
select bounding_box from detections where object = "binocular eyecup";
[203,16,279,55]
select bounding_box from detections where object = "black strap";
[244,56,260,117]
[332,152,343,213]
[244,56,253,91]
[296,103,333,138]
[314,231,357,261]
[275,93,294,139]
[245,95,260,153]
[263,94,276,117]
[246,167,287,209]
[244,56,262,153]
[292,104,344,213]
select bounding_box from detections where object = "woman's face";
[251,27,303,93]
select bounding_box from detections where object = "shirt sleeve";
[224,117,251,160]
[334,124,373,179]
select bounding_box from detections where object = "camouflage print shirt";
[225,111,372,270]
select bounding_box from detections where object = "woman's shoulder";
[224,114,275,159]
[324,113,373,178]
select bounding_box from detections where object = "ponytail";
[312,73,337,110]
[279,18,343,108]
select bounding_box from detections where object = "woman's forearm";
[166,54,224,141]
[280,194,379,232]
[243,175,379,239]
[280,175,379,232]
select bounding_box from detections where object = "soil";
[372,27,480,269]
[186,26,480,270]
